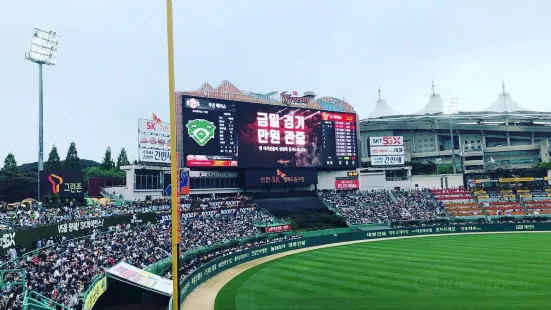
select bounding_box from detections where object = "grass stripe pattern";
[214,233,551,310]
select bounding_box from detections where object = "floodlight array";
[25,28,60,65]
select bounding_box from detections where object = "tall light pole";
[25,28,60,200]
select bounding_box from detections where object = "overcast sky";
[1,0,551,164]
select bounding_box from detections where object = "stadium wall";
[176,222,550,307]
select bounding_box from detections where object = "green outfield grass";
[214,233,551,310]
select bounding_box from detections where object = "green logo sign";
[186,119,216,146]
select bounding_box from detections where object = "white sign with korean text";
[138,119,170,137]
[369,136,403,146]
[371,155,405,166]
[370,146,405,156]
[107,262,173,296]
[138,148,171,163]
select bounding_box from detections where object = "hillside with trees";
[1,142,131,202]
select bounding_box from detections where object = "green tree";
[63,141,81,170]
[45,145,62,170]
[116,148,130,169]
[0,170,38,202]
[1,153,18,174]
[101,146,115,170]
[534,162,551,171]
[437,164,454,174]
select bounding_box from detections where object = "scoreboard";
[182,96,358,169]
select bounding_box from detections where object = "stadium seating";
[429,188,485,217]
[319,189,444,225]
[482,201,525,216]
[525,200,551,215]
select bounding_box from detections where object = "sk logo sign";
[186,119,216,146]
[48,174,63,194]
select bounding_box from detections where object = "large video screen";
[182,96,358,169]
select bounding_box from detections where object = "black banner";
[0,213,159,253]
[244,168,317,187]
[40,170,85,198]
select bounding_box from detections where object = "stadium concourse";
[4,189,551,309]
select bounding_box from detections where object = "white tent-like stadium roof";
[368,98,399,118]
[484,93,527,113]
[417,93,445,115]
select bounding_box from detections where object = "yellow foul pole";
[166,0,180,309]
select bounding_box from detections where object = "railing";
[100,187,125,201]
[23,291,73,310]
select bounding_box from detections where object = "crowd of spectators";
[392,189,445,220]
[0,203,276,310]
[319,190,407,225]
[1,225,171,310]
[0,195,253,230]
[319,189,445,225]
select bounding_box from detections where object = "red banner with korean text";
[265,224,292,233]
[335,178,359,190]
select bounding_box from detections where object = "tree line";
[0,142,134,202]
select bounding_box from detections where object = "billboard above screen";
[182,96,358,169]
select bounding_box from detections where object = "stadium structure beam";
[165,1,180,309]
[25,28,60,200]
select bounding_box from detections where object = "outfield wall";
[177,222,550,307]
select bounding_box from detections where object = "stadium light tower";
[25,28,60,200]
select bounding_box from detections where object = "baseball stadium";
[4,1,551,310]
[5,77,551,310]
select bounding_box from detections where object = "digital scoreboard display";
[183,98,238,167]
[182,96,358,169]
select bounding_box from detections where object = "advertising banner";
[83,277,107,310]
[190,171,239,177]
[40,170,85,198]
[335,178,360,190]
[107,262,173,296]
[139,147,171,164]
[265,224,292,233]
[182,96,358,169]
[369,146,405,156]
[371,155,404,166]
[138,133,170,150]
[244,168,317,187]
[532,192,549,197]
[369,136,403,146]
[138,118,170,136]
[499,177,535,182]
